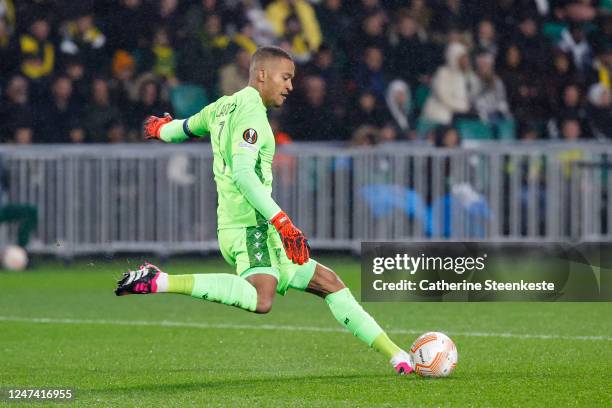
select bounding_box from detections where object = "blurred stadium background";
[1,3,612,406]
[1,0,611,255]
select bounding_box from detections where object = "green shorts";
[218,223,317,295]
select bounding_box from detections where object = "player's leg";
[115,226,278,314]
[114,263,255,310]
[234,224,280,313]
[290,261,414,374]
[185,267,278,314]
[243,271,277,313]
[174,267,277,314]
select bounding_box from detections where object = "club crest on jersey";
[243,128,258,144]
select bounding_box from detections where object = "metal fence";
[1,142,610,256]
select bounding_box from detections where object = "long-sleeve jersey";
[160,86,281,229]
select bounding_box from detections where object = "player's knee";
[325,267,346,292]
[309,264,346,297]
[328,281,346,294]
[255,296,273,314]
[245,272,277,314]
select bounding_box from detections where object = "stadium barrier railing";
[1,142,610,256]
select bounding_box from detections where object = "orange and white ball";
[2,245,28,271]
[409,332,458,377]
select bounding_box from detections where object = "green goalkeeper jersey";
[160,86,281,229]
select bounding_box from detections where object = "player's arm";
[230,109,310,265]
[232,156,310,266]
[143,103,214,143]
[231,155,281,219]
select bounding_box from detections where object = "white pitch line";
[0,316,610,342]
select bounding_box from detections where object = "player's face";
[265,58,295,108]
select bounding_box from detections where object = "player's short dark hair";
[251,46,294,67]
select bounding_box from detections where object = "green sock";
[167,274,194,295]
[372,332,402,359]
[192,274,258,312]
[325,288,385,348]
[167,274,257,312]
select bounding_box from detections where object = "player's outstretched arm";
[143,103,214,143]
[143,113,174,140]
[232,156,310,265]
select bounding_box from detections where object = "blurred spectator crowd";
[0,0,611,145]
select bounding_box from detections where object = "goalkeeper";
[115,46,414,375]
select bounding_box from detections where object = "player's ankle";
[153,272,168,293]
[390,350,414,375]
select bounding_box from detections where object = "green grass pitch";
[1,256,611,407]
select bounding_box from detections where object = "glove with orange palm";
[143,112,172,140]
[270,211,310,265]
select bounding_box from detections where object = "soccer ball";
[409,332,458,377]
[2,245,28,271]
